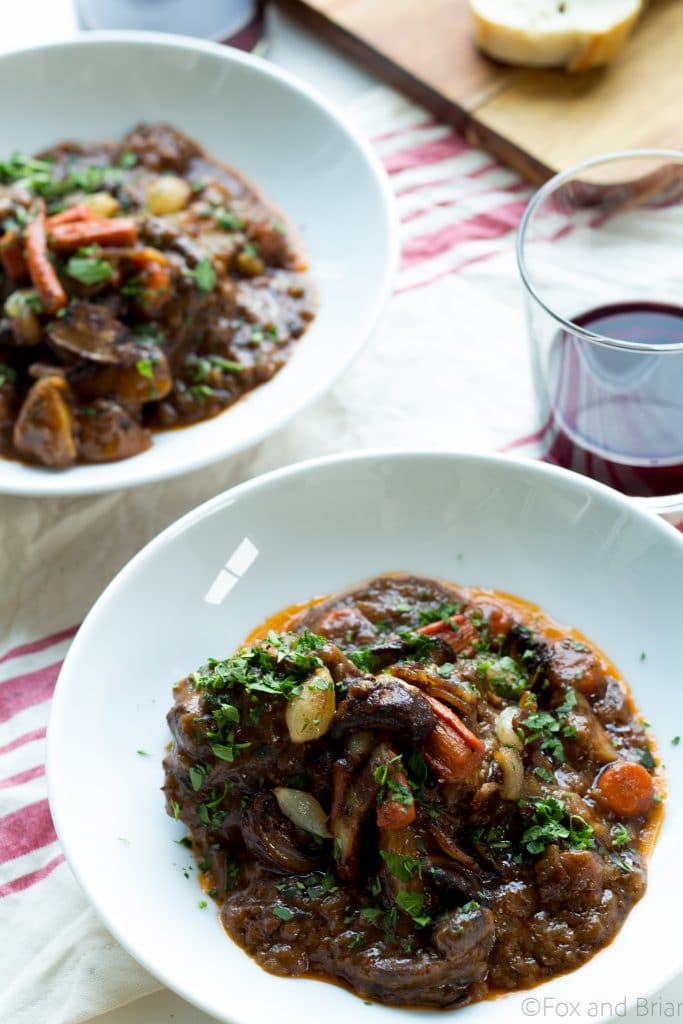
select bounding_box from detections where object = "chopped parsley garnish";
[417,601,461,626]
[556,686,578,716]
[0,363,17,389]
[406,748,429,789]
[395,890,430,927]
[188,764,207,791]
[136,749,149,757]
[135,358,154,379]
[672,736,681,747]
[521,710,565,763]
[640,746,656,770]
[210,738,251,762]
[396,629,437,661]
[360,906,383,924]
[437,663,454,678]
[380,850,423,882]
[273,905,295,922]
[610,852,635,873]
[479,656,527,700]
[189,256,216,292]
[171,800,181,820]
[198,900,207,909]
[394,601,412,613]
[118,149,137,169]
[611,823,632,848]
[533,766,553,782]
[520,796,595,855]
[66,253,115,286]
[215,207,244,231]
[190,383,214,404]
[193,631,326,701]
[460,900,480,913]
[197,783,230,827]
[210,355,243,373]
[347,648,379,673]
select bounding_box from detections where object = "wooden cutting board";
[275,0,683,183]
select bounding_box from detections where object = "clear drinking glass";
[517,151,683,516]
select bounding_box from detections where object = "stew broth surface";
[164,574,662,1008]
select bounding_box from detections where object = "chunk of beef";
[332,676,436,743]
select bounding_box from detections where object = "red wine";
[543,302,683,498]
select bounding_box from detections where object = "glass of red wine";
[517,151,683,515]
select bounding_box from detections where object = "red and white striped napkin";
[0,84,674,1023]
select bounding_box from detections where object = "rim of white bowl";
[47,447,683,1024]
[0,31,399,498]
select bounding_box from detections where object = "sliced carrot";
[0,229,29,281]
[133,259,173,314]
[596,760,654,818]
[25,203,67,314]
[376,768,416,830]
[420,695,485,783]
[417,614,465,636]
[417,615,479,656]
[49,218,138,251]
[45,204,95,229]
[104,246,170,267]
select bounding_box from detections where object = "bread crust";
[469,1,642,71]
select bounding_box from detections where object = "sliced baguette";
[469,0,643,72]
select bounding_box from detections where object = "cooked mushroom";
[330,752,382,882]
[241,792,322,874]
[48,300,126,364]
[331,676,436,743]
[13,375,75,467]
[428,857,483,903]
[389,662,478,717]
[76,399,151,463]
[332,905,495,1007]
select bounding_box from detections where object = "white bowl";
[0,33,396,497]
[48,451,683,1023]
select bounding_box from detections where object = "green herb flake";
[136,358,154,380]
[189,256,216,292]
[66,254,114,286]
[198,900,208,909]
[380,850,422,882]
[640,747,656,770]
[188,764,207,792]
[190,383,214,404]
[215,207,244,231]
[611,823,632,848]
[118,150,138,169]
[136,749,149,757]
[395,890,431,927]
[482,656,527,700]
[273,905,295,922]
[672,736,681,747]
[417,601,461,627]
[171,800,181,820]
[0,363,17,389]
